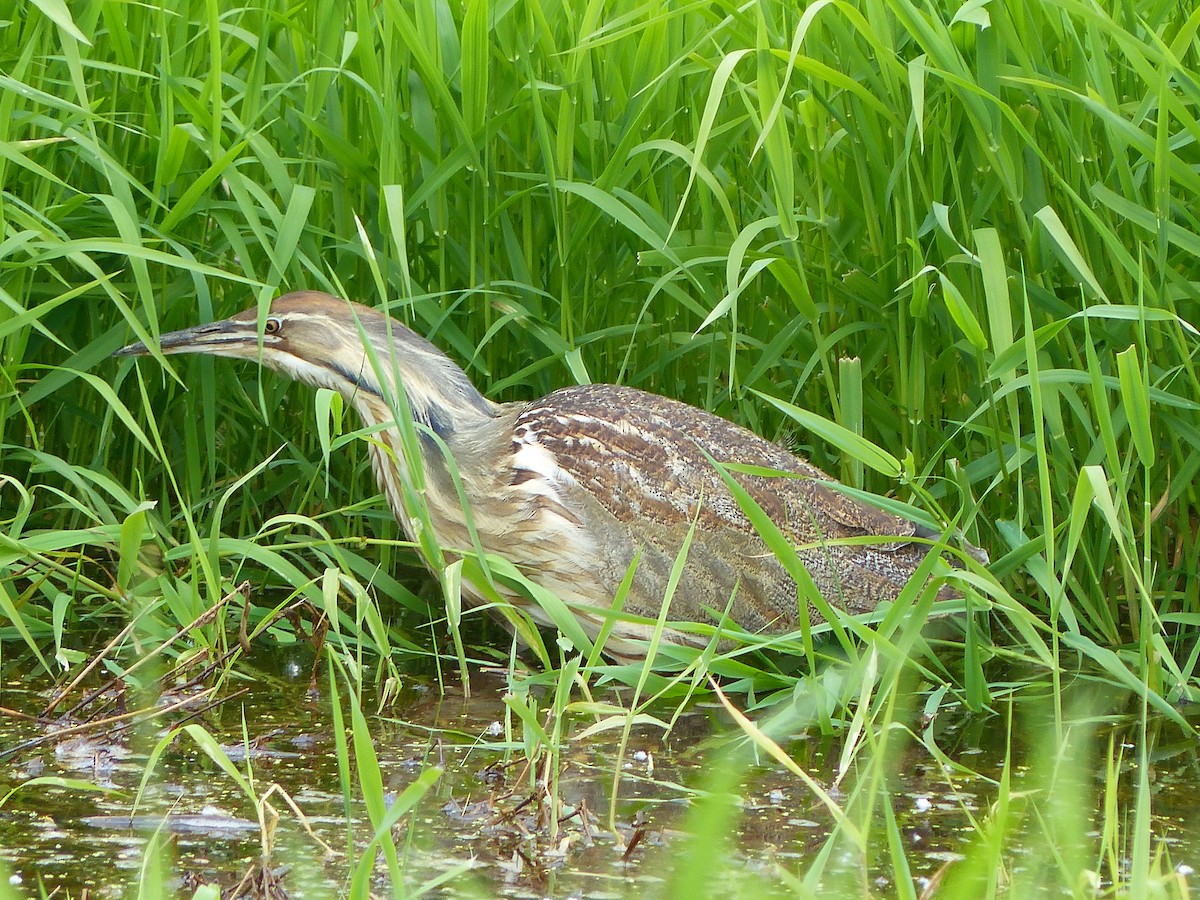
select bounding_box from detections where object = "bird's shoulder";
[507,383,917,541]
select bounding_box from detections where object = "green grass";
[3,0,1200,896]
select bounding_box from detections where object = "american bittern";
[116,291,984,659]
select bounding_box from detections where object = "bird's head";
[114,290,496,438]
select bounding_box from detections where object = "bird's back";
[499,383,959,651]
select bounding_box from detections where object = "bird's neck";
[349,377,500,540]
[327,332,502,543]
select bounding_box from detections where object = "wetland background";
[2,0,1200,896]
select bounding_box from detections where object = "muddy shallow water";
[1,649,1198,897]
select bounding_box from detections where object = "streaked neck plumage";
[246,294,502,526]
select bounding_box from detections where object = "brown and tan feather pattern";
[504,385,959,641]
[114,291,984,660]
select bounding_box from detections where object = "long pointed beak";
[113,319,259,359]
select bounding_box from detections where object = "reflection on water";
[1,651,1198,897]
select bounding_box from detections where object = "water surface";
[1,652,1197,897]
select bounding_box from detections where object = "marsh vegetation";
[2,0,1199,896]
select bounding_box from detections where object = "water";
[1,651,1197,897]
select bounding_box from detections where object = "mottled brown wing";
[506,383,967,646]
[514,383,923,551]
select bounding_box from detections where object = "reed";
[2,0,1197,895]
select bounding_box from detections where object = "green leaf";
[752,390,902,477]
[117,502,155,591]
[1116,345,1154,468]
[939,273,988,350]
[26,0,91,45]
[1034,206,1108,301]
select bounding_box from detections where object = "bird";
[115,290,984,661]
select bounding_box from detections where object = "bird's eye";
[264,316,282,335]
